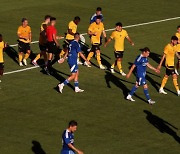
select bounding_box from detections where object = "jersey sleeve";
[17,27,21,35]
[124,30,128,37]
[76,42,81,53]
[68,22,73,29]
[110,32,115,39]
[64,132,71,145]
[134,56,140,66]
[29,27,31,33]
[164,45,168,55]
[88,24,94,32]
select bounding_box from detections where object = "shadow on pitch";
[104,71,147,102]
[144,110,180,144]
[5,46,19,64]
[32,140,46,154]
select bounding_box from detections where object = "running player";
[158,36,180,96]
[90,7,103,24]
[17,18,32,66]
[105,22,134,76]
[58,33,90,93]
[32,15,51,66]
[126,47,160,104]
[175,25,180,75]
[0,34,6,83]
[86,15,107,69]
[61,120,84,154]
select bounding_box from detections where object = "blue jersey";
[62,129,74,151]
[68,40,81,64]
[134,55,148,78]
[90,13,104,24]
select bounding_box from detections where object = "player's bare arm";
[104,38,112,47]
[147,63,160,73]
[79,52,91,65]
[126,64,136,79]
[126,36,134,46]
[103,30,107,42]
[88,30,97,36]
[68,143,84,154]
[157,53,166,70]
[53,33,60,47]
[176,52,180,59]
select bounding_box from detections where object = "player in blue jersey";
[90,7,104,24]
[61,120,84,154]
[126,47,160,104]
[58,33,90,93]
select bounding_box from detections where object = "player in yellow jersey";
[175,25,180,75]
[158,36,180,96]
[104,22,134,76]
[86,15,107,69]
[0,34,7,83]
[17,18,32,66]
[32,15,51,66]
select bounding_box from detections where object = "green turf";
[0,0,180,153]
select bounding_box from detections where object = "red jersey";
[46,25,57,42]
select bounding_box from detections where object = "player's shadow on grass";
[144,110,180,144]
[5,46,19,64]
[104,71,147,102]
[149,52,161,64]
[31,140,46,154]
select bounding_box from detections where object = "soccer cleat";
[126,94,135,102]
[148,99,156,105]
[75,87,84,93]
[32,60,38,66]
[177,90,180,96]
[159,88,167,95]
[110,68,115,74]
[0,80,1,83]
[84,61,91,67]
[175,69,179,75]
[19,62,23,66]
[100,65,106,70]
[58,84,64,93]
[77,60,83,65]
[23,59,27,66]
[120,71,126,76]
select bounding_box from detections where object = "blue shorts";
[68,63,78,73]
[61,150,75,154]
[136,77,146,86]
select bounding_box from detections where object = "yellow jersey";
[17,25,31,43]
[88,22,104,44]
[175,32,180,52]
[66,21,77,40]
[0,41,5,63]
[164,43,177,68]
[39,22,48,45]
[110,29,128,51]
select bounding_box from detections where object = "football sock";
[96,52,101,66]
[160,76,168,88]
[59,50,65,58]
[74,81,79,88]
[117,60,122,72]
[173,78,179,91]
[63,79,69,85]
[34,54,41,61]
[24,53,30,60]
[144,88,150,101]
[111,63,115,69]
[87,52,94,61]
[19,53,23,62]
[129,85,138,96]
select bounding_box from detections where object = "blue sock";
[74,81,79,87]
[63,79,69,85]
[144,88,150,100]
[129,85,138,96]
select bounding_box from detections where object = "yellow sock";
[24,53,30,60]
[111,63,115,69]
[117,60,122,72]
[19,53,23,62]
[59,50,65,59]
[96,52,101,66]
[160,76,168,88]
[87,52,94,61]
[173,78,179,91]
[35,54,41,61]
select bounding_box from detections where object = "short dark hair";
[171,36,178,41]
[45,15,51,20]
[116,22,122,27]
[177,25,180,29]
[74,16,80,21]
[96,15,102,20]
[22,18,27,23]
[69,120,78,127]
[140,47,150,52]
[96,7,102,11]
[50,17,56,22]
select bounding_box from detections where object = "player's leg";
[87,45,95,61]
[159,68,170,94]
[143,84,155,104]
[18,41,24,66]
[175,59,180,75]
[0,63,4,83]
[126,82,139,102]
[172,73,180,96]
[74,70,84,93]
[18,52,24,66]
[23,43,31,66]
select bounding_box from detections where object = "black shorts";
[39,43,47,51]
[0,63,4,70]
[18,41,30,53]
[166,66,175,76]
[114,51,124,58]
[47,42,58,54]
[91,44,100,52]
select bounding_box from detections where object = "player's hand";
[56,43,60,48]
[131,42,135,46]
[77,150,84,154]
[93,32,97,36]
[155,69,160,74]
[104,43,107,48]
[86,60,91,65]
[157,65,161,70]
[58,58,65,64]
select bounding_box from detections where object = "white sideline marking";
[4,16,180,75]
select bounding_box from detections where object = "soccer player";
[61,120,83,154]
[17,18,32,66]
[104,22,134,76]
[58,33,90,93]
[32,15,51,66]
[126,47,160,104]
[158,36,180,96]
[46,17,60,74]
[90,7,103,24]
[0,34,6,83]
[175,25,180,75]
[86,15,107,69]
